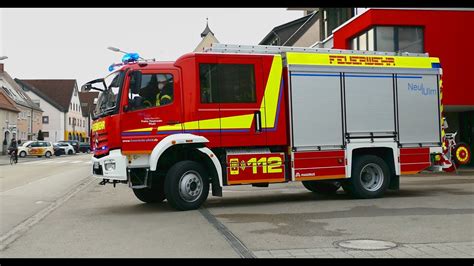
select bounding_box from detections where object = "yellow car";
[18,141,55,158]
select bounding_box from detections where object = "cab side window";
[199,63,256,104]
[129,73,174,110]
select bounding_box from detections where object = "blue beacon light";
[121,53,140,63]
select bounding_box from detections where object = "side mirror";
[129,71,142,95]
[81,84,92,91]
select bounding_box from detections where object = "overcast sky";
[0,8,302,88]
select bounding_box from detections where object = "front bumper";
[92,149,127,181]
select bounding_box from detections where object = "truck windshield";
[93,71,125,118]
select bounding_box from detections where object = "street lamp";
[107,46,145,60]
[0,56,8,61]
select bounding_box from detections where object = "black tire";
[132,179,166,204]
[45,151,52,158]
[346,155,390,199]
[19,151,26,158]
[302,180,341,194]
[164,160,210,211]
[68,150,73,155]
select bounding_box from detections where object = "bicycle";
[8,149,18,165]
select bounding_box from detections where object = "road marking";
[69,161,83,164]
[199,208,255,258]
[0,176,95,251]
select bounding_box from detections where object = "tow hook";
[99,179,124,187]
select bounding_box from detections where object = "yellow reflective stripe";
[285,52,439,69]
[124,127,153,133]
[260,56,282,129]
[92,121,105,132]
[221,114,254,129]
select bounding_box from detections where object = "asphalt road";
[0,157,473,258]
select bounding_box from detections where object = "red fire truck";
[84,44,448,211]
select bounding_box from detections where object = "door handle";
[167,120,180,125]
[254,111,262,132]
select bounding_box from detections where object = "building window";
[350,26,424,53]
[398,27,424,53]
[321,8,354,40]
[42,116,49,124]
[199,63,256,104]
[43,131,49,138]
[69,117,71,125]
[375,26,396,52]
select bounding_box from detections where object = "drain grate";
[336,239,398,250]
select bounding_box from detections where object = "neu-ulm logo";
[408,83,436,96]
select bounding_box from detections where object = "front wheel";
[165,161,210,211]
[346,155,390,199]
[45,151,52,158]
[302,180,341,194]
[19,151,26,158]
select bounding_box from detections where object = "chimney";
[0,63,4,73]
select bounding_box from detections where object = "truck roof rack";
[204,43,429,57]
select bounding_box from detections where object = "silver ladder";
[204,43,429,57]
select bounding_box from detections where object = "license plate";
[93,162,100,169]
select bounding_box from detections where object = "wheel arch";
[149,134,223,189]
[346,143,399,179]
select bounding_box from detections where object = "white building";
[15,79,87,143]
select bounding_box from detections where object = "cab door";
[218,56,266,147]
[120,68,183,155]
[199,55,266,147]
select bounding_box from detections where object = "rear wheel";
[19,151,26,158]
[45,151,52,158]
[165,160,209,211]
[302,180,341,194]
[346,155,390,199]
[68,150,73,155]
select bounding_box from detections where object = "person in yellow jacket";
[142,74,173,107]
[155,74,173,106]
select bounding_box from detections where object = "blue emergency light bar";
[122,53,140,63]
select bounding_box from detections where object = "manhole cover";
[336,239,397,250]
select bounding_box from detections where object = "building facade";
[16,79,87,142]
[0,64,43,144]
[330,8,474,166]
[0,89,20,154]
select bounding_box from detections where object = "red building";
[331,8,474,166]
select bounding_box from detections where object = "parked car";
[54,142,75,155]
[53,143,65,156]
[59,140,79,153]
[18,141,54,158]
[79,142,91,153]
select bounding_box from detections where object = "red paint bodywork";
[92,53,289,157]
[293,150,346,180]
[332,9,474,107]
[399,147,431,174]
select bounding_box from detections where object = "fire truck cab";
[87,44,444,211]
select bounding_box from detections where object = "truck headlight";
[104,159,116,171]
